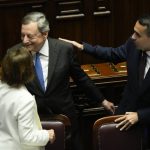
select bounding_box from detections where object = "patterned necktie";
[139,52,147,86]
[35,52,45,91]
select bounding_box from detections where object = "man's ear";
[42,32,48,39]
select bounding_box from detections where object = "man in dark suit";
[60,14,150,148]
[8,12,115,150]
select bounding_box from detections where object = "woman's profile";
[0,47,55,150]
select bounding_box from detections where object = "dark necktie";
[35,52,45,91]
[139,52,147,86]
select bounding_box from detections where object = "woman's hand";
[48,129,55,143]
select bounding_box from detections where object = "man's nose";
[131,33,138,40]
[131,33,136,40]
[22,35,30,43]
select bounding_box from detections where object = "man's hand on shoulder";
[59,38,84,50]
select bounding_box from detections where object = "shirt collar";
[39,39,49,57]
[146,51,150,57]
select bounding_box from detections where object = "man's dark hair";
[138,14,150,36]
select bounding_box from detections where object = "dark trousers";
[67,113,84,150]
[144,127,150,150]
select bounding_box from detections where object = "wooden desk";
[70,62,127,109]
[70,62,127,150]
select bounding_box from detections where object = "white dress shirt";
[39,39,49,88]
[144,51,150,78]
[33,39,49,89]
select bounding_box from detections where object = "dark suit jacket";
[9,37,104,119]
[83,38,150,125]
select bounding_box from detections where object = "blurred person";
[0,47,55,150]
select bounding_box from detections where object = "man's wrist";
[80,44,84,50]
[102,99,108,107]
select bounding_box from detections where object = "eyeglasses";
[21,32,42,41]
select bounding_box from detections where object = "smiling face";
[132,21,150,51]
[21,22,48,52]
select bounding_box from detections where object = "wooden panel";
[93,0,111,16]
[80,0,113,64]
[93,0,112,46]
[112,0,139,46]
[0,0,47,7]
[49,0,113,64]
[112,0,150,47]
[1,0,150,64]
[70,62,127,106]
[55,0,84,20]
[81,62,127,78]
[47,0,85,63]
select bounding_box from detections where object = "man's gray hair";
[22,12,50,33]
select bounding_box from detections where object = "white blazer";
[0,81,49,150]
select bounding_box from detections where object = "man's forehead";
[134,21,147,34]
[22,22,38,28]
[21,23,39,33]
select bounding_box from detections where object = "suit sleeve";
[82,38,130,64]
[69,44,105,103]
[137,108,150,124]
[17,96,49,146]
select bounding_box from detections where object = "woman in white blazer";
[0,47,55,150]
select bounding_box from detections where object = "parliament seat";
[41,114,71,150]
[93,115,144,150]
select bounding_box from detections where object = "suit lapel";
[47,38,59,88]
[129,49,141,89]
[27,67,44,94]
[30,38,59,93]
[139,68,150,93]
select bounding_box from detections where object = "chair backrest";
[41,114,71,150]
[93,115,143,150]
